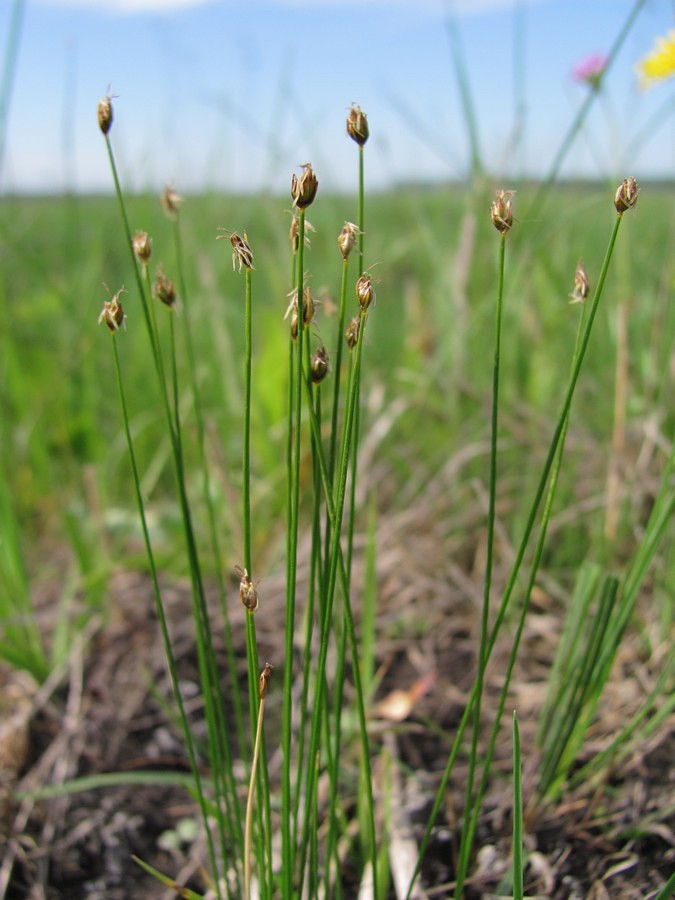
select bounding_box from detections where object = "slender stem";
[407,209,627,900]
[245,696,266,900]
[110,335,221,893]
[282,208,306,895]
[455,233,505,896]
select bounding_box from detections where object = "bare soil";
[1,503,673,899]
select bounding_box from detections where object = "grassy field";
[0,173,673,897]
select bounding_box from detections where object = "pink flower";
[572,53,608,90]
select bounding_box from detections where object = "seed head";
[614,176,639,214]
[491,190,515,234]
[356,272,375,310]
[338,222,361,260]
[346,104,369,146]
[570,259,590,304]
[235,566,259,614]
[161,185,182,218]
[154,268,177,308]
[259,662,274,700]
[310,345,329,384]
[97,92,114,135]
[291,163,319,209]
[132,230,152,265]
[345,316,360,350]
[98,287,127,333]
[217,229,254,272]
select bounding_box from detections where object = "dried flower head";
[491,190,515,234]
[356,272,375,310]
[235,566,259,614]
[161,185,182,218]
[98,286,127,333]
[259,662,274,700]
[338,222,362,259]
[572,53,608,91]
[97,91,115,135]
[614,176,639,214]
[217,229,254,272]
[346,104,369,146]
[285,287,316,340]
[132,230,152,265]
[570,259,590,304]
[291,163,319,209]
[310,345,329,384]
[635,30,675,90]
[154,268,177,308]
[345,316,360,350]
[289,211,315,253]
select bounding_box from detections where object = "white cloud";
[34,0,215,12]
[34,0,544,14]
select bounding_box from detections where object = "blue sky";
[0,0,673,193]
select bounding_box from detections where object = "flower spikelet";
[346,104,369,146]
[161,185,182,218]
[217,230,254,272]
[132,231,152,265]
[491,190,514,234]
[97,92,115,135]
[614,177,639,215]
[291,163,319,209]
[98,287,127,333]
[570,260,590,304]
[338,222,361,260]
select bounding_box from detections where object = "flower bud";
[98,287,127,333]
[310,345,329,384]
[346,104,369,146]
[132,230,152,265]
[614,176,639,214]
[154,268,177,308]
[338,222,361,259]
[291,163,319,209]
[98,93,114,135]
[490,190,514,234]
[356,273,375,310]
[570,259,590,304]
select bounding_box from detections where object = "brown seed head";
[570,259,590,304]
[97,93,114,135]
[291,163,319,209]
[132,231,152,265]
[259,662,274,700]
[154,268,177,308]
[235,566,259,614]
[217,229,254,272]
[614,176,639,214]
[310,345,329,384]
[356,273,375,310]
[98,287,127,333]
[346,104,369,146]
[491,190,515,234]
[345,316,360,350]
[161,185,182,218]
[338,222,361,260]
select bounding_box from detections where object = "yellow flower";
[636,30,675,89]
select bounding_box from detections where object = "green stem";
[455,233,505,896]
[407,207,627,900]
